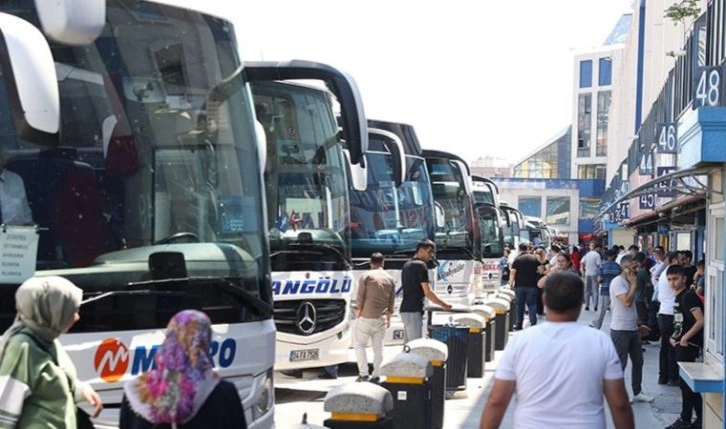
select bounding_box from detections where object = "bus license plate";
[393,330,404,340]
[290,349,319,362]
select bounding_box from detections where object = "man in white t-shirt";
[480,272,634,429]
[657,251,683,385]
[581,242,602,311]
[609,254,654,403]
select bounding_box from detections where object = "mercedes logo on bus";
[296,301,317,335]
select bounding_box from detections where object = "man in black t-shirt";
[509,243,541,329]
[400,239,452,342]
[667,264,704,429]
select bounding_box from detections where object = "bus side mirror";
[434,202,445,228]
[35,0,105,46]
[0,13,59,145]
[254,121,267,172]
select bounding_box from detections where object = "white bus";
[348,120,435,348]
[471,175,506,293]
[249,74,367,371]
[0,2,291,427]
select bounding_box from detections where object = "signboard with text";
[0,227,39,283]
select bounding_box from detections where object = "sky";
[176,1,634,164]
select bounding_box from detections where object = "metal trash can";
[406,338,448,429]
[471,304,496,362]
[449,313,486,378]
[428,325,469,392]
[486,298,510,351]
[380,353,433,429]
[323,382,394,429]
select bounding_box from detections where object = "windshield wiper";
[81,277,273,319]
[273,242,353,269]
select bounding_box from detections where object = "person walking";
[648,246,668,341]
[499,248,511,287]
[581,242,602,311]
[400,239,451,342]
[633,252,652,332]
[665,264,704,429]
[609,254,654,403]
[509,243,541,329]
[658,251,682,386]
[479,272,634,429]
[120,310,247,429]
[353,252,396,382]
[590,248,621,330]
[0,276,103,428]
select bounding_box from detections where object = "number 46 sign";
[656,123,677,154]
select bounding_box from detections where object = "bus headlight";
[252,368,274,421]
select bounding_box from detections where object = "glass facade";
[577,94,592,157]
[546,197,570,225]
[596,91,611,156]
[579,60,593,88]
[579,197,601,218]
[518,196,542,218]
[578,164,606,179]
[598,57,612,86]
[512,128,571,179]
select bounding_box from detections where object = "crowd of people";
[487,240,705,429]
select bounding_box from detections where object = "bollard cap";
[494,292,514,303]
[448,313,485,329]
[470,304,495,321]
[381,352,433,378]
[406,338,448,362]
[498,288,515,298]
[324,382,394,415]
[484,297,510,312]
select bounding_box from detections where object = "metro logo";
[94,338,129,383]
[94,338,237,383]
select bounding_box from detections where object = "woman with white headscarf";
[0,276,103,428]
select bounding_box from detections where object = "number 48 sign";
[693,66,723,108]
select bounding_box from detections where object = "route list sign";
[0,227,38,283]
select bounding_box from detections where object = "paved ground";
[274,306,685,428]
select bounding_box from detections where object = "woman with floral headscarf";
[120,310,246,429]
[0,276,103,428]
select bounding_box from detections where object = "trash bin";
[380,353,433,429]
[471,304,496,362]
[428,325,469,392]
[485,298,510,351]
[449,313,486,378]
[406,338,448,429]
[323,382,394,429]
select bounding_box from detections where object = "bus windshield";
[253,82,349,271]
[349,152,434,257]
[478,206,504,258]
[426,158,473,249]
[0,2,270,329]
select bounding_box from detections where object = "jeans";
[400,311,423,343]
[591,294,610,329]
[515,287,538,328]
[611,329,644,395]
[585,275,599,308]
[676,345,702,422]
[354,317,386,377]
[658,314,678,381]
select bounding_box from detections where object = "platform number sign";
[639,193,655,210]
[657,123,677,154]
[693,66,722,108]
[612,203,630,223]
[639,152,654,176]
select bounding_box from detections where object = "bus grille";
[273,299,346,336]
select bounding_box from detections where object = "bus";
[525,216,553,249]
[471,176,505,294]
[501,202,527,254]
[348,120,435,348]
[249,75,367,371]
[422,150,481,307]
[0,2,361,427]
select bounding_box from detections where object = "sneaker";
[594,307,598,311]
[369,376,381,383]
[691,419,702,429]
[585,306,590,311]
[666,418,693,429]
[355,375,369,382]
[317,372,338,380]
[630,392,655,403]
[668,379,680,386]
[658,378,669,385]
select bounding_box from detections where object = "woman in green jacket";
[0,276,103,428]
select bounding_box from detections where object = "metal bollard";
[323,382,394,429]
[496,288,516,332]
[471,304,496,362]
[485,297,510,351]
[380,352,434,429]
[448,313,486,378]
[406,338,448,429]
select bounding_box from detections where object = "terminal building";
[595,0,726,425]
